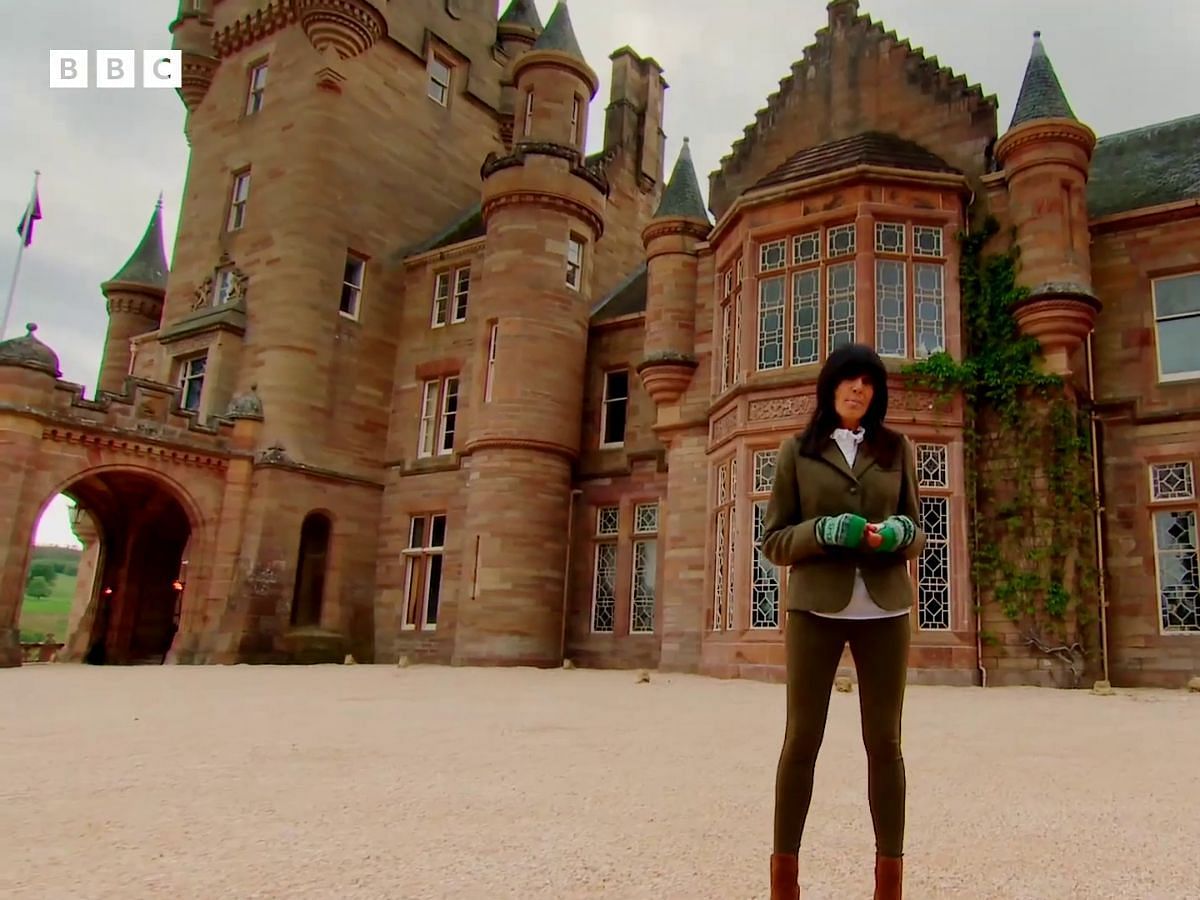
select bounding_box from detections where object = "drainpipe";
[972,448,987,688]
[1085,332,1111,684]
[561,489,583,663]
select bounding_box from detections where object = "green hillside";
[20,545,82,643]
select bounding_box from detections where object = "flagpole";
[1,170,40,341]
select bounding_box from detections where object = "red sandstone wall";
[1090,212,1200,686]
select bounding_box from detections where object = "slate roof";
[405,202,485,257]
[590,264,647,322]
[1088,113,1200,219]
[1009,32,1075,128]
[499,0,543,30]
[752,132,959,191]
[105,196,169,289]
[532,2,584,60]
[654,138,710,221]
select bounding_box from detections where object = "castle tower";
[454,1,607,667]
[98,198,168,395]
[637,138,710,407]
[168,0,217,138]
[497,0,544,59]
[994,32,1100,376]
[497,0,544,147]
[0,325,61,667]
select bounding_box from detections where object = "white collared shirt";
[811,427,909,620]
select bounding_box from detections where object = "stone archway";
[45,469,195,665]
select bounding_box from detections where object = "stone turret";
[456,0,608,668]
[98,197,168,395]
[512,2,597,151]
[994,32,1099,376]
[497,0,544,59]
[169,0,217,116]
[638,138,710,408]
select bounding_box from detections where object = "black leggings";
[773,610,910,857]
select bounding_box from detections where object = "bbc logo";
[49,50,182,89]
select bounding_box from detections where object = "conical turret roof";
[1009,31,1076,129]
[654,138,709,221]
[104,195,169,291]
[532,1,584,60]
[499,0,543,30]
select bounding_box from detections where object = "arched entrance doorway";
[49,470,193,665]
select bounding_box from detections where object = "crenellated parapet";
[480,143,609,238]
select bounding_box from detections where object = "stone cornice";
[709,165,969,246]
[1089,198,1200,236]
[482,190,605,242]
[642,217,711,246]
[994,118,1097,168]
[213,0,299,59]
[463,436,578,463]
[39,425,229,471]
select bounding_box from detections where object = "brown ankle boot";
[873,854,902,900]
[770,853,800,900]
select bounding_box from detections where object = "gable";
[708,0,997,219]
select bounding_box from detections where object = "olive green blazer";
[759,432,926,614]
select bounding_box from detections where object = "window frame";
[629,501,659,635]
[177,353,207,413]
[913,441,953,632]
[401,513,446,631]
[566,235,584,290]
[591,505,620,634]
[417,375,460,459]
[431,265,471,328]
[427,55,452,106]
[245,60,268,115]
[1152,271,1200,383]
[1149,460,1200,634]
[340,253,366,320]
[599,368,629,449]
[227,170,250,232]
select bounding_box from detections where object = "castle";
[1,0,1197,687]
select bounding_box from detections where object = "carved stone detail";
[193,253,248,310]
[711,409,738,442]
[748,395,816,421]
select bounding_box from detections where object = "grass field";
[19,575,76,643]
[18,545,82,643]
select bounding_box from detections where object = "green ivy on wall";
[902,216,1100,684]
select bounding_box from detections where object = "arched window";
[290,512,331,628]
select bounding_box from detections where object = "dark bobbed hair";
[796,343,903,467]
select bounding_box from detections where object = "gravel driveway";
[3,664,1197,899]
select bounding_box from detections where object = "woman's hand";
[865,516,917,552]
[815,513,869,550]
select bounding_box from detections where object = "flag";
[17,190,41,247]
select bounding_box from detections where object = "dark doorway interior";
[290,512,331,628]
[56,471,191,665]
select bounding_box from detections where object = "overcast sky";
[4,0,1197,547]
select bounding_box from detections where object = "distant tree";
[28,561,57,585]
[25,576,52,599]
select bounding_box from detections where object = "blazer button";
[849,485,858,494]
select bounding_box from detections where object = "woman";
[760,343,925,900]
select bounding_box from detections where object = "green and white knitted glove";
[815,513,869,550]
[870,515,917,552]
